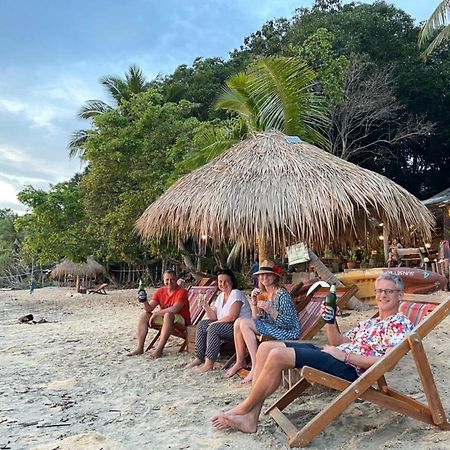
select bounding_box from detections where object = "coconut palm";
[419,0,450,59]
[216,56,329,145]
[68,64,149,158]
[181,57,329,171]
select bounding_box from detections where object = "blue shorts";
[284,342,358,382]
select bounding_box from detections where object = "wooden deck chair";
[145,285,218,353]
[88,283,108,294]
[265,292,450,448]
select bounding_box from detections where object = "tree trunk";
[75,274,80,293]
[308,250,368,311]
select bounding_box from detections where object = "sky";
[0,0,435,214]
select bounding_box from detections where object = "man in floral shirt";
[212,272,413,434]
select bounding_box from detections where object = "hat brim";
[254,269,280,277]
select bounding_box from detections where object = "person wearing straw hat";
[224,260,299,383]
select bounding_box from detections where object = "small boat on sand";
[336,268,447,305]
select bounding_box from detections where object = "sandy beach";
[1,287,450,450]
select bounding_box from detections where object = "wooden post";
[383,225,389,265]
[258,236,274,263]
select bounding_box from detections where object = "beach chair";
[197,277,217,286]
[88,283,108,294]
[145,285,218,353]
[265,292,450,448]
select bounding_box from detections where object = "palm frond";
[215,72,261,130]
[67,129,89,159]
[419,0,450,59]
[421,24,450,59]
[419,0,449,45]
[100,76,128,102]
[78,100,112,119]
[125,64,148,94]
[248,57,329,144]
[181,119,247,171]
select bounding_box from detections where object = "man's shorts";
[152,314,186,326]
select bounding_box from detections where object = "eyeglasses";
[375,289,400,296]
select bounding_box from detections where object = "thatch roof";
[136,131,434,252]
[50,258,105,280]
[423,187,450,208]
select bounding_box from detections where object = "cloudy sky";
[0,0,434,213]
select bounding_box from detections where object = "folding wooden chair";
[88,283,108,294]
[145,285,218,353]
[265,292,450,448]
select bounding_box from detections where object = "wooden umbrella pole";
[308,250,367,311]
[258,237,274,263]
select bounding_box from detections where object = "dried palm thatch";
[84,257,106,277]
[136,131,434,254]
[50,260,78,280]
[50,258,105,280]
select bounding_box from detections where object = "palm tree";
[68,64,149,158]
[419,1,450,59]
[216,57,328,145]
[181,57,329,171]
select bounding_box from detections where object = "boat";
[336,267,447,305]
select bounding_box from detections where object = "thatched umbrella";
[50,258,105,291]
[136,131,433,260]
[50,260,78,281]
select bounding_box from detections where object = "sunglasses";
[375,289,400,296]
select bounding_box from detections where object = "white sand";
[1,287,450,450]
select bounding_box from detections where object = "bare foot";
[241,370,254,384]
[211,414,230,430]
[193,364,213,374]
[222,413,258,433]
[186,358,203,369]
[127,349,143,356]
[224,362,245,378]
[148,348,163,359]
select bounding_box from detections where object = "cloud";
[0,144,29,163]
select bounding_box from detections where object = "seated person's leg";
[284,342,358,381]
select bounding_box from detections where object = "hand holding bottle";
[322,284,337,324]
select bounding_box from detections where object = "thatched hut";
[423,187,450,248]
[136,131,433,261]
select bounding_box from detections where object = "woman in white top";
[187,269,251,374]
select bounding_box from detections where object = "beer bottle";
[322,284,337,324]
[137,279,148,303]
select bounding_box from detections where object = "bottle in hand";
[137,279,148,302]
[322,284,337,324]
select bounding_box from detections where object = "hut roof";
[423,187,450,208]
[136,131,434,252]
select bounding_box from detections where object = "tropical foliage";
[9,0,450,278]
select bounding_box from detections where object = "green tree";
[0,209,23,269]
[16,175,94,264]
[80,90,200,263]
[69,64,149,158]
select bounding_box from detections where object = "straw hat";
[254,260,280,277]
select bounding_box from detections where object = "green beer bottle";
[137,279,147,302]
[322,284,337,324]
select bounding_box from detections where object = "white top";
[215,289,251,319]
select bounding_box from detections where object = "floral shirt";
[337,313,413,376]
